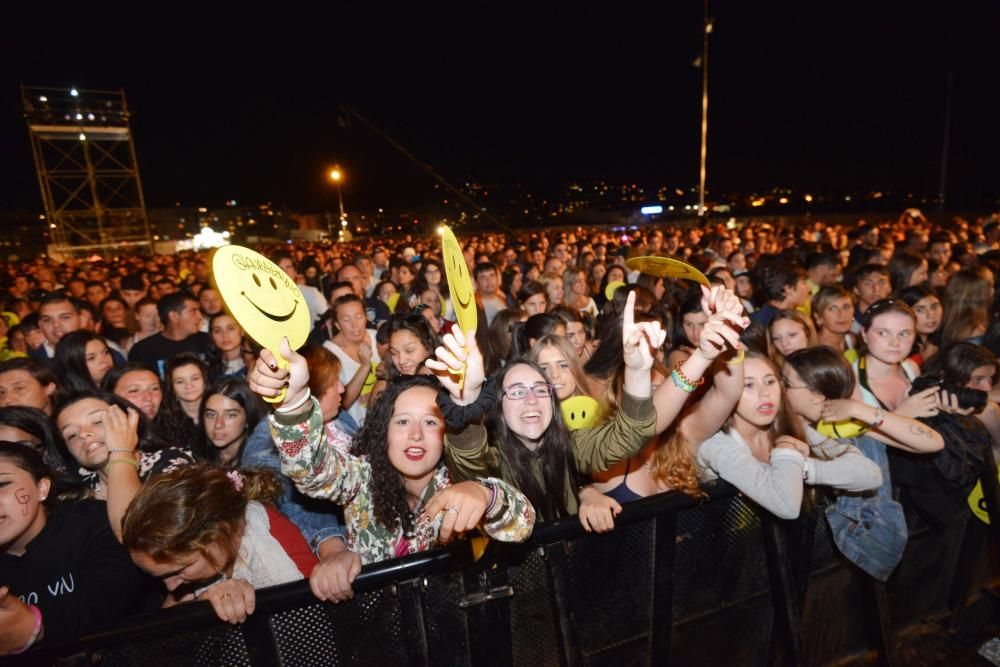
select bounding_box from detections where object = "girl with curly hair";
[249,343,535,570]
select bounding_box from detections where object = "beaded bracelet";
[672,362,705,393]
[12,604,42,654]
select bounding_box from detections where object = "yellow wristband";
[726,349,746,366]
[105,457,140,475]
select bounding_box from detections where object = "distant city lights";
[70,88,79,97]
[192,226,231,250]
[640,205,663,215]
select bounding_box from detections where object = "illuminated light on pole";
[640,205,664,215]
[804,194,813,203]
[78,133,86,141]
[70,88,79,97]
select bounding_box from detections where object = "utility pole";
[698,1,713,220]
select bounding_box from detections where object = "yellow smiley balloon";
[968,466,1000,524]
[211,246,311,403]
[561,395,602,431]
[604,280,626,302]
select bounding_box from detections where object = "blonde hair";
[527,334,596,399]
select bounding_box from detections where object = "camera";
[910,374,987,412]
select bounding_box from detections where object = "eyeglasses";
[780,377,810,390]
[501,383,553,401]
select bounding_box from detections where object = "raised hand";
[248,337,310,408]
[425,326,485,405]
[103,404,139,454]
[622,290,667,371]
[697,285,747,360]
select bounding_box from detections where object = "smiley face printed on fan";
[440,227,478,336]
[210,246,311,351]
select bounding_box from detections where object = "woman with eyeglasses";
[430,292,672,520]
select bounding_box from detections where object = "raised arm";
[103,405,143,541]
[653,286,747,433]
[249,339,370,504]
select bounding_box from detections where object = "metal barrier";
[13,472,1000,667]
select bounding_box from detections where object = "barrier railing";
[14,461,1000,667]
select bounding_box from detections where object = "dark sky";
[2,3,998,213]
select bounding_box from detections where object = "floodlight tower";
[21,85,154,258]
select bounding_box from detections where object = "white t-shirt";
[323,329,380,428]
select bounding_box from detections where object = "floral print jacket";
[270,398,536,565]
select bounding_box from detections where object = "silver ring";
[445,507,458,514]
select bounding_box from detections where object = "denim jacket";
[242,420,346,553]
[824,435,908,581]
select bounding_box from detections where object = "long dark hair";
[54,390,172,478]
[488,359,581,520]
[352,375,443,534]
[0,405,65,472]
[940,343,999,388]
[784,346,856,399]
[415,258,449,299]
[194,378,266,464]
[509,313,564,360]
[53,330,116,395]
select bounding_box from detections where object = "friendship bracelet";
[671,369,697,393]
[107,448,136,457]
[726,349,746,366]
[12,604,42,654]
[275,389,312,414]
[104,458,140,475]
[672,362,705,392]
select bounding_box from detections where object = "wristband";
[11,605,42,654]
[107,448,137,456]
[104,458,140,474]
[483,481,498,518]
[726,348,746,366]
[275,389,312,414]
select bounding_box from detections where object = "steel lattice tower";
[21,85,153,258]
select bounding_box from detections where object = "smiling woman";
[0,443,145,656]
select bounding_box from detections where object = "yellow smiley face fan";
[440,226,478,387]
[211,246,311,403]
[626,256,710,285]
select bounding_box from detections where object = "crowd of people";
[2,208,1000,654]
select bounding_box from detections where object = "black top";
[128,332,211,378]
[0,500,144,649]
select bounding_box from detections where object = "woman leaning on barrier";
[429,288,747,523]
[695,351,883,520]
[248,341,536,587]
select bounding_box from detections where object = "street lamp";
[328,166,347,225]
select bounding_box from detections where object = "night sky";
[2,3,998,213]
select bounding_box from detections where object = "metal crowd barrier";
[13,459,1000,667]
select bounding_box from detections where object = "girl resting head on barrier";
[247,342,536,595]
[122,464,315,624]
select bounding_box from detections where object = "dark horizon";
[3,4,998,215]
